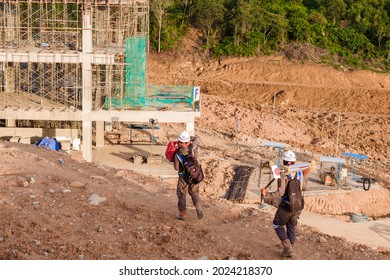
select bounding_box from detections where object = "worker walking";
[261,150,311,258]
[173,131,203,221]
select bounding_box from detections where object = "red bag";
[165,141,178,162]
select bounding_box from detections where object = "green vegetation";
[149,0,390,71]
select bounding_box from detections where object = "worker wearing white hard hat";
[282,150,296,165]
[178,130,191,143]
[173,131,203,221]
[261,149,312,259]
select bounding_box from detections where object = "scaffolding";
[0,0,150,110]
[0,0,149,51]
[103,36,197,110]
[0,0,201,162]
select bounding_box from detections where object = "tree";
[286,4,312,42]
[318,0,347,25]
[177,0,193,28]
[150,0,173,52]
[189,0,226,49]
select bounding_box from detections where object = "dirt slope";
[0,140,389,260]
[148,48,390,180]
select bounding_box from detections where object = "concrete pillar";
[82,5,93,53]
[95,121,105,148]
[82,6,93,162]
[5,63,16,128]
[186,120,195,136]
[5,119,16,127]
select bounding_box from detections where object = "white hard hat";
[178,131,191,142]
[282,150,296,162]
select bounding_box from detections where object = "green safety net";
[104,36,196,110]
[146,84,193,106]
[105,36,146,108]
[125,36,146,106]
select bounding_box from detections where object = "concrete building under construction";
[0,0,201,161]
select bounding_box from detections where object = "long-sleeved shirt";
[173,136,201,172]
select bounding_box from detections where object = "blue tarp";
[343,152,368,160]
[35,137,60,151]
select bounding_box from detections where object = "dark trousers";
[177,176,201,211]
[272,207,302,244]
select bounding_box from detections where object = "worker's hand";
[261,188,267,196]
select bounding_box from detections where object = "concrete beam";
[89,110,200,123]
[0,51,115,65]
[0,108,199,122]
[0,127,78,139]
[0,108,82,121]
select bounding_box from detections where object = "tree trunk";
[158,19,162,52]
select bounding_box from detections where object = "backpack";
[165,141,178,162]
[177,153,204,185]
[280,173,304,212]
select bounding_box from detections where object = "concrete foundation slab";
[72,143,177,179]
[10,136,21,143]
[19,137,31,144]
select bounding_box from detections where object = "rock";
[88,194,106,205]
[161,225,171,232]
[29,176,36,184]
[115,170,125,177]
[319,236,327,243]
[90,175,110,183]
[161,234,171,243]
[70,181,85,188]
[351,213,368,223]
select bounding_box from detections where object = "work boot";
[280,239,294,258]
[196,208,204,219]
[176,210,187,221]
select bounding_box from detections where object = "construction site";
[0,0,200,162]
[0,0,390,262]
